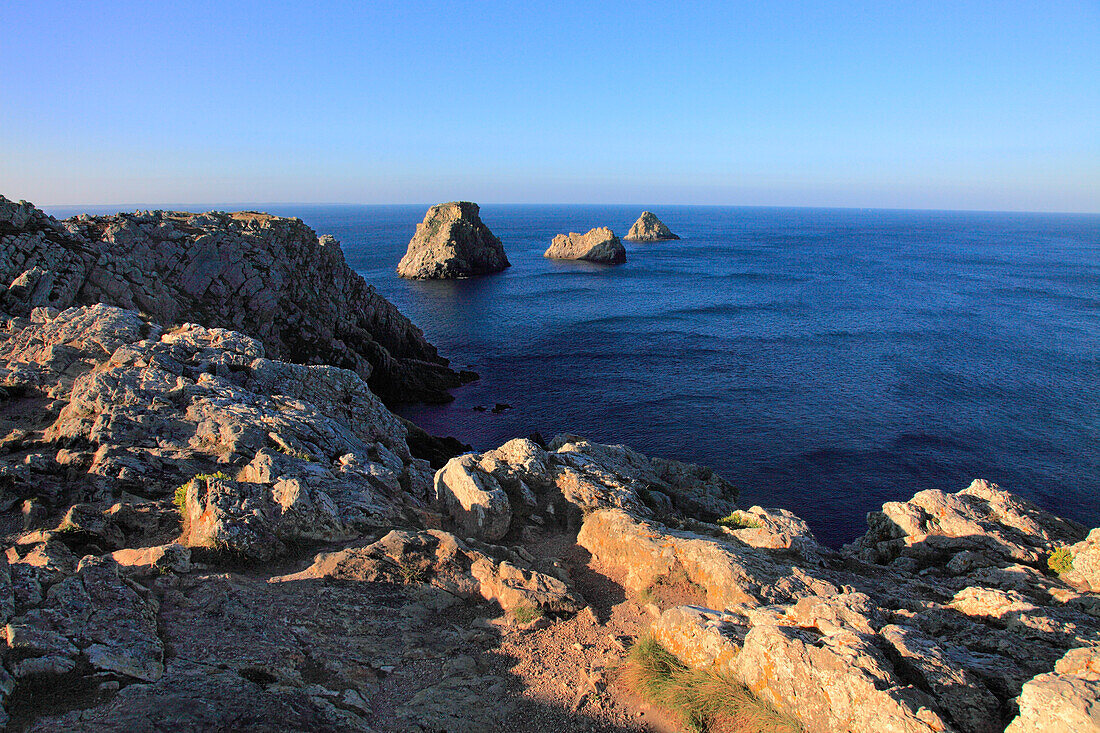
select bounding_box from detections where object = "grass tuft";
[621,636,799,733]
[717,512,763,530]
[174,471,231,515]
[510,604,544,624]
[1048,547,1074,575]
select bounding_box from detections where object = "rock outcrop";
[624,211,679,242]
[2,195,1098,732]
[396,202,509,279]
[0,196,465,404]
[544,227,626,264]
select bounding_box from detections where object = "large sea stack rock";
[0,195,464,403]
[397,202,509,279]
[625,211,679,242]
[544,227,626,264]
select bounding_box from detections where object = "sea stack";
[544,227,626,264]
[397,201,509,279]
[625,211,680,242]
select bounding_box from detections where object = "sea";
[47,203,1100,547]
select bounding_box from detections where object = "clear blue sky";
[2,1,1097,211]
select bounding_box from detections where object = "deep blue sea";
[48,204,1100,547]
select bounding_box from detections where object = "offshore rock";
[397,202,509,279]
[0,195,463,403]
[544,227,626,264]
[625,211,679,242]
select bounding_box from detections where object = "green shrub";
[1048,547,1075,575]
[174,471,231,514]
[621,636,799,733]
[717,512,763,530]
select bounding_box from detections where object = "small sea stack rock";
[625,211,680,242]
[397,201,510,279]
[544,227,626,264]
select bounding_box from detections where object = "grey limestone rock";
[0,195,464,403]
[396,202,509,279]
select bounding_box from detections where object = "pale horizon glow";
[3,1,1098,213]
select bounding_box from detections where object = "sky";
[2,1,1098,212]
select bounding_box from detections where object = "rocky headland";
[0,196,1097,732]
[544,227,626,264]
[626,212,679,242]
[0,196,468,405]
[396,202,510,280]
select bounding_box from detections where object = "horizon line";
[34,201,1100,217]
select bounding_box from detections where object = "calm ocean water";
[48,203,1100,547]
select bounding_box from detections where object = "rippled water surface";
[53,203,1100,546]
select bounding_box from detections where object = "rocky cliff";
[396,202,510,279]
[544,227,626,264]
[1,198,1096,733]
[0,196,467,404]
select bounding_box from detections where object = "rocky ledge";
[0,198,1096,733]
[544,227,626,264]
[625,211,679,242]
[396,202,510,279]
[0,196,467,404]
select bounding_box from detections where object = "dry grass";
[620,636,799,733]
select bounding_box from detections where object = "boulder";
[1004,646,1100,732]
[396,202,509,279]
[625,211,679,242]
[544,227,626,264]
[433,455,513,542]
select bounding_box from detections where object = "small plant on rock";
[1048,547,1074,575]
[510,604,544,624]
[394,556,431,584]
[174,471,231,514]
[717,512,762,530]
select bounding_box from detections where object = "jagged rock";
[0,196,463,403]
[281,529,583,615]
[845,478,1086,570]
[430,435,740,541]
[396,202,509,279]
[4,555,163,686]
[1005,646,1100,732]
[544,227,626,264]
[1062,528,1100,592]
[1,305,432,559]
[735,622,948,733]
[434,455,513,542]
[624,211,679,242]
[26,659,375,733]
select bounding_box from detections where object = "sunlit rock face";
[397,201,510,279]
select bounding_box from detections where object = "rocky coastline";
[0,197,1096,732]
